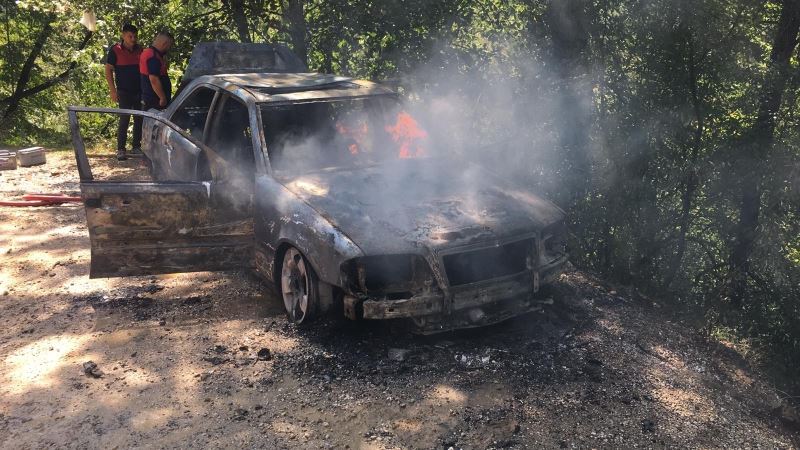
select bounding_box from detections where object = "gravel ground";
[0,150,798,449]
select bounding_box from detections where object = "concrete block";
[0,150,16,170]
[17,147,46,167]
[0,156,16,170]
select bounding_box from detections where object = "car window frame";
[257,93,401,177]
[164,82,218,117]
[68,106,219,182]
[202,91,269,176]
[67,105,256,278]
[166,84,220,142]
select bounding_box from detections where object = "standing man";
[104,23,142,161]
[140,31,174,112]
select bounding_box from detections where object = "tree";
[221,0,252,43]
[542,0,593,203]
[0,7,93,123]
[729,0,800,303]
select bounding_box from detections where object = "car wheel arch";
[273,240,337,318]
[272,240,325,289]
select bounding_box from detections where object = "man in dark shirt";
[105,23,143,161]
[140,31,174,111]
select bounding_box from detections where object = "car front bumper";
[356,253,568,332]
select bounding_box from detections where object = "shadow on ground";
[1,151,798,449]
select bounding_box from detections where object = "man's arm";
[148,74,167,108]
[104,64,118,103]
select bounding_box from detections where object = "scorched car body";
[68,43,568,333]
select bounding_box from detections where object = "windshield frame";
[258,93,428,178]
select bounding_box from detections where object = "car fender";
[254,175,363,286]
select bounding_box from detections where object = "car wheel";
[280,247,318,325]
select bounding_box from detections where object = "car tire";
[279,247,319,325]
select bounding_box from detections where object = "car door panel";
[68,106,253,278]
[158,127,203,180]
[83,182,253,277]
[149,85,219,181]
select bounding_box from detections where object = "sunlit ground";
[0,151,796,449]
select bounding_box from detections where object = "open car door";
[68,106,253,278]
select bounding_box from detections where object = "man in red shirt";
[140,31,174,111]
[104,23,142,161]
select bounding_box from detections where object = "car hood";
[280,160,565,255]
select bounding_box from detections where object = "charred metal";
[68,43,569,333]
[337,229,568,333]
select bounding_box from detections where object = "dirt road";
[1,151,797,449]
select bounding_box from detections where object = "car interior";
[170,87,215,140]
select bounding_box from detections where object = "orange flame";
[385,112,427,158]
[335,121,368,155]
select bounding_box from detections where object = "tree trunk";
[1,29,93,121]
[284,0,308,65]
[222,0,251,43]
[729,0,800,302]
[321,41,333,74]
[665,170,698,288]
[665,33,703,289]
[543,0,592,204]
[0,18,53,119]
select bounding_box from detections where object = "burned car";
[68,43,568,333]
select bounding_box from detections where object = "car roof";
[182,42,308,82]
[192,73,396,103]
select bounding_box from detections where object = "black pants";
[117,91,142,152]
[142,98,164,112]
